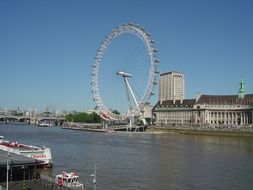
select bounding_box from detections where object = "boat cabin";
[55,171,84,189]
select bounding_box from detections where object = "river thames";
[1,124,253,190]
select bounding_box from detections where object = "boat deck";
[0,142,41,151]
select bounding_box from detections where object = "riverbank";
[146,126,253,137]
[61,122,253,137]
[62,125,107,132]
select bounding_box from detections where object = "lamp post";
[21,165,26,190]
[6,150,10,190]
[91,164,97,190]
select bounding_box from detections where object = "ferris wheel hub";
[116,71,132,78]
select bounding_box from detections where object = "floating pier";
[0,149,43,183]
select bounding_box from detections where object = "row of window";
[203,105,251,108]
[157,113,192,119]
[209,120,244,124]
[158,119,191,124]
[206,112,251,116]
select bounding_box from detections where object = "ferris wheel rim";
[91,23,159,120]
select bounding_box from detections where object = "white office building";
[159,71,184,103]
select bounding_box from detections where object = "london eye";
[91,23,159,127]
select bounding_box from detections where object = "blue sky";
[0,0,253,112]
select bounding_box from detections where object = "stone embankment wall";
[149,125,253,137]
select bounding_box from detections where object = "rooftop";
[155,99,196,108]
[160,71,184,76]
[196,94,253,105]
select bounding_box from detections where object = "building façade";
[153,94,253,127]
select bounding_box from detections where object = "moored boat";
[55,171,85,190]
[0,136,53,168]
[38,122,52,127]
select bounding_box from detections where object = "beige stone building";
[154,79,253,127]
[153,94,253,126]
[193,94,253,125]
[153,99,195,126]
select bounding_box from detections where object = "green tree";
[112,110,120,115]
[65,112,101,123]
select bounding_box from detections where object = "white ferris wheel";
[91,23,159,126]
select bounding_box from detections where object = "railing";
[0,185,6,190]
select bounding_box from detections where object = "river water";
[1,124,253,190]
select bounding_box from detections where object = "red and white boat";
[0,136,53,168]
[55,171,85,189]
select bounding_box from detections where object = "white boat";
[38,122,52,127]
[0,136,53,168]
[55,171,85,190]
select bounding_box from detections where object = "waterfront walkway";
[1,180,46,190]
[0,179,84,190]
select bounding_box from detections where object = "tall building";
[159,71,184,103]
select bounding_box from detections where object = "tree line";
[65,112,101,123]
